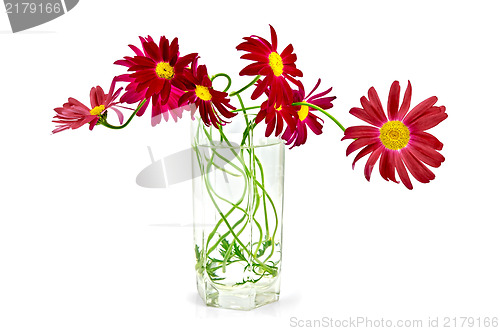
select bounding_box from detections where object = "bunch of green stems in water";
[193,112,281,286]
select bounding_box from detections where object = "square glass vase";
[191,115,284,310]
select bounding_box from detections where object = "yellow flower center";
[90,105,105,116]
[195,85,212,101]
[298,105,309,121]
[155,62,174,79]
[268,52,284,76]
[379,121,410,150]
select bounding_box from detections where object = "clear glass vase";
[191,114,284,310]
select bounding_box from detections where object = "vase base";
[196,273,280,310]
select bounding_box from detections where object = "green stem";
[202,155,241,177]
[204,174,276,276]
[100,99,147,130]
[203,150,249,273]
[292,101,346,132]
[195,116,279,278]
[236,94,250,127]
[202,147,266,262]
[196,126,248,255]
[253,176,279,263]
[203,149,248,257]
[231,106,261,113]
[240,120,256,146]
[234,93,253,147]
[218,129,278,257]
[199,124,278,276]
[211,73,232,93]
[255,156,270,240]
[229,75,261,97]
[198,125,266,265]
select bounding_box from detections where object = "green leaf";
[233,244,245,261]
[256,239,272,257]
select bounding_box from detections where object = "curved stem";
[255,156,270,240]
[199,125,266,265]
[211,73,232,93]
[229,75,261,97]
[292,101,346,132]
[195,117,280,279]
[231,106,261,113]
[204,175,277,276]
[234,93,253,147]
[100,99,147,130]
[236,94,250,127]
[218,129,279,259]
[203,150,249,273]
[198,126,248,254]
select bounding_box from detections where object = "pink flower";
[282,79,336,148]
[343,81,447,189]
[114,36,196,126]
[179,60,236,128]
[254,79,298,137]
[237,25,303,108]
[52,80,123,134]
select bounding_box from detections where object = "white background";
[1,0,499,330]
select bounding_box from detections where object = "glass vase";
[191,114,284,310]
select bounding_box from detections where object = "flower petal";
[410,110,448,131]
[396,81,412,120]
[395,152,413,190]
[379,149,399,183]
[411,131,444,150]
[342,125,380,141]
[346,137,380,156]
[349,107,381,127]
[387,81,400,121]
[360,96,385,127]
[364,145,383,181]
[90,87,98,109]
[401,148,436,184]
[352,143,379,170]
[270,25,278,50]
[408,141,445,167]
[403,96,438,125]
[367,87,388,123]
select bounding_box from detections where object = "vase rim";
[194,138,284,150]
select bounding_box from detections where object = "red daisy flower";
[237,25,303,108]
[114,36,197,126]
[282,79,336,148]
[343,81,447,190]
[52,80,123,134]
[116,73,192,126]
[255,78,298,137]
[178,60,236,129]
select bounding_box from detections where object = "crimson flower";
[237,25,303,108]
[255,78,298,137]
[114,36,197,126]
[178,60,236,128]
[343,81,447,189]
[52,80,123,134]
[117,74,191,126]
[282,79,336,148]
